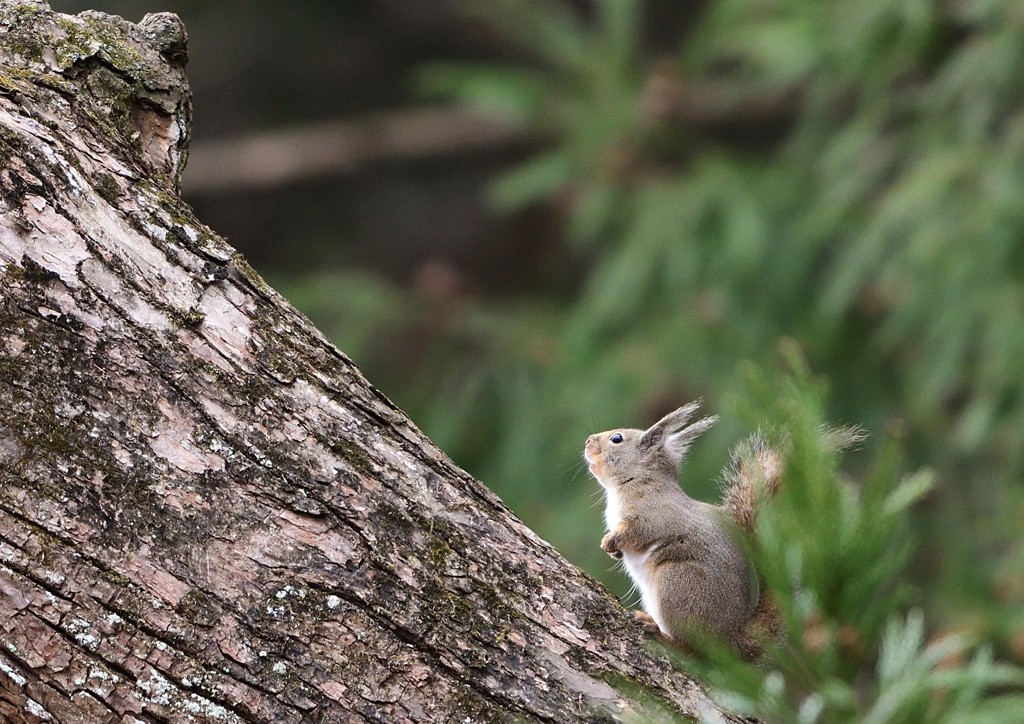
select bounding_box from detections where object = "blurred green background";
[54,0,1024,668]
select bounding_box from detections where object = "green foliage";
[688,362,1024,722]
[743,358,931,654]
[419,0,645,236]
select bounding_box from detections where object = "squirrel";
[583,401,782,659]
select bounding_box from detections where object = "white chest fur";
[603,487,666,634]
[603,485,622,533]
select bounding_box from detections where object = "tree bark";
[0,3,738,722]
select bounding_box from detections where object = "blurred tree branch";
[183,85,800,194]
[184,106,537,193]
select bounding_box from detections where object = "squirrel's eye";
[610,433,623,444]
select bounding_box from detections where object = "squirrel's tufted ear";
[640,401,702,453]
[641,400,716,465]
[663,414,718,466]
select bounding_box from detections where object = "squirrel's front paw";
[600,532,623,559]
[633,610,661,635]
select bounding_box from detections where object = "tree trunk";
[0,3,738,721]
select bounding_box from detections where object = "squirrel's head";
[584,401,717,489]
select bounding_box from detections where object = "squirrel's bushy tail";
[722,427,865,661]
[721,433,781,535]
[721,425,864,533]
[737,596,783,661]
[720,434,783,661]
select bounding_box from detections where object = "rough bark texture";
[0,3,740,722]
